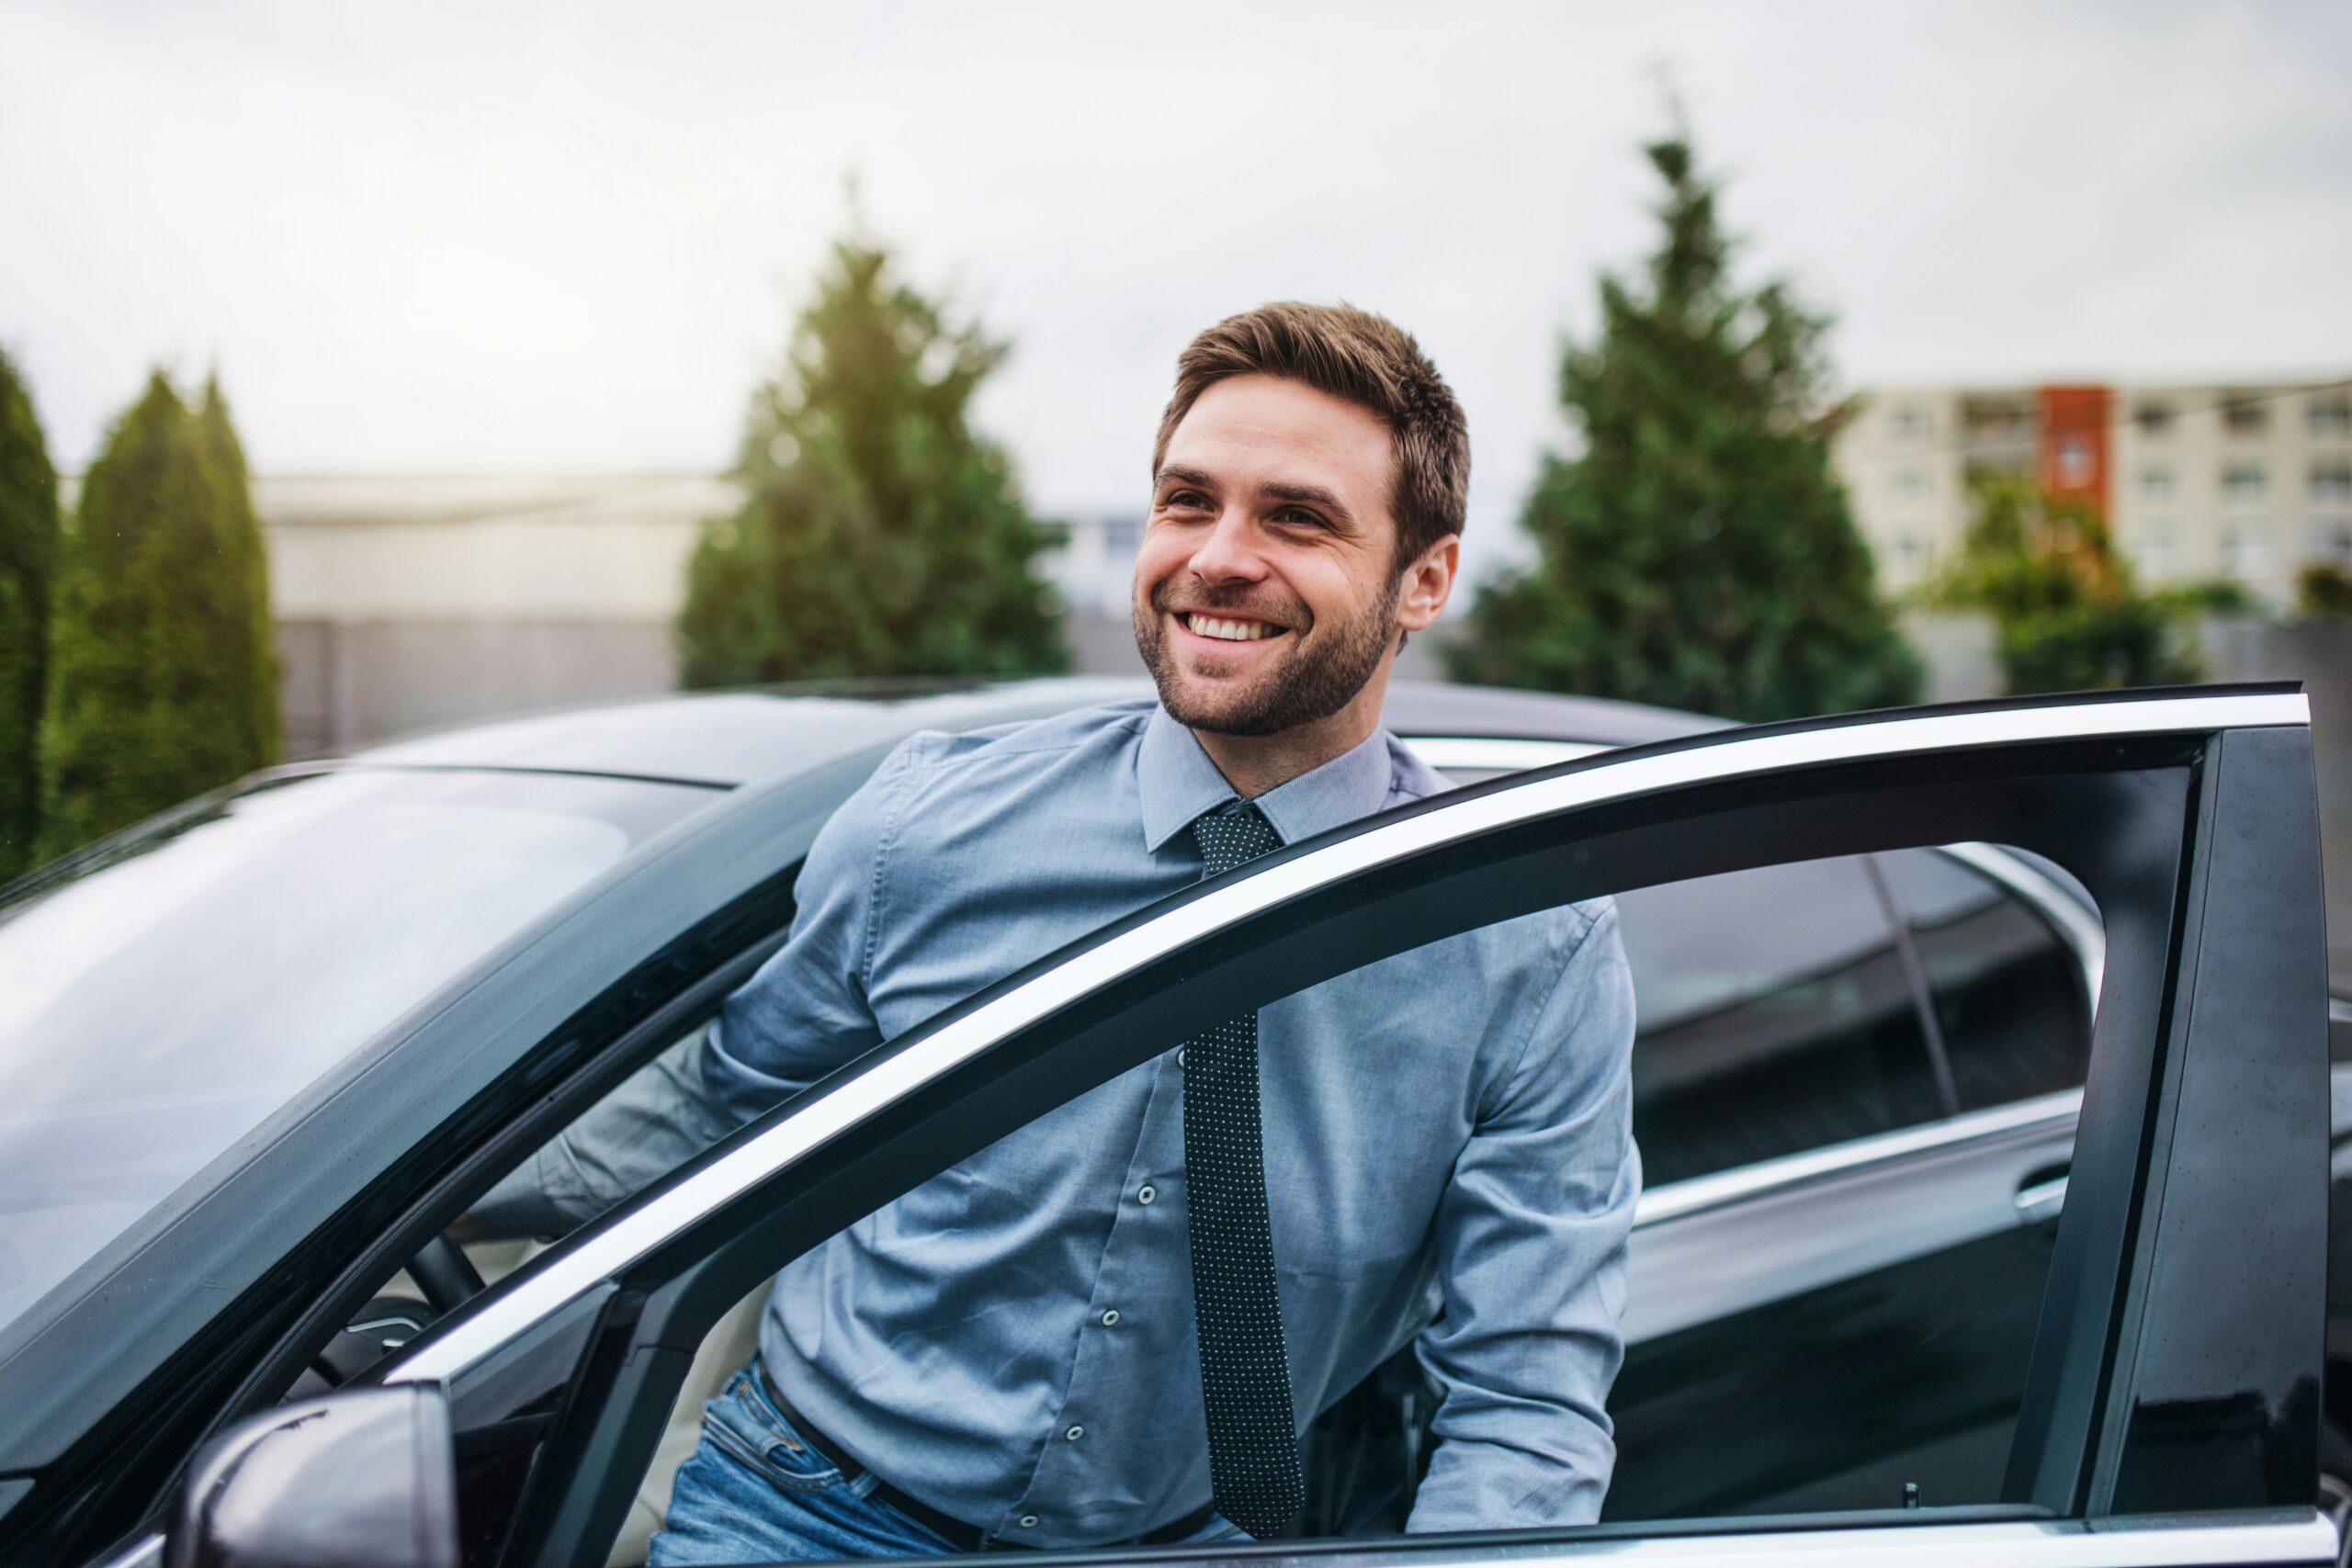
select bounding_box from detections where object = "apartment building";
[1835,378,2352,604]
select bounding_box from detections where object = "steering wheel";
[407,1232,487,1316]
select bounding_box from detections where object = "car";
[0,679,2340,1568]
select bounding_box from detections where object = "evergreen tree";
[198,375,282,765]
[1932,476,2199,694]
[679,230,1065,685]
[37,371,277,861]
[0,348,60,881]
[1446,134,1920,721]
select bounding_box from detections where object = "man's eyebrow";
[1151,467,1357,525]
[1262,480,1354,523]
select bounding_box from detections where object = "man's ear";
[1396,534,1460,635]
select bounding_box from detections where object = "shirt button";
[1019,1516,1039,1529]
[1066,1425,1086,1441]
[1136,1184,1156,1205]
[1178,1047,1188,1067]
[1101,1308,1120,1326]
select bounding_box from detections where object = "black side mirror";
[165,1383,458,1568]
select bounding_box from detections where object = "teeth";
[1185,614,1277,642]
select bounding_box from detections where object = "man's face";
[1134,375,1430,738]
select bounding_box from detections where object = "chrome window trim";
[391,691,2306,1385]
[1634,1087,2082,1228]
[1357,1513,2336,1566]
[89,1507,2337,1568]
[92,1533,160,1568]
[1404,739,2108,1007]
[1939,840,2108,1006]
[1402,736,1612,771]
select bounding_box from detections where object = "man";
[473,303,1638,1562]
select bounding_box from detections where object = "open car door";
[133,684,2337,1568]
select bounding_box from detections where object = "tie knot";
[1189,801,1285,879]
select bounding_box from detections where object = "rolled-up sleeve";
[1407,901,1641,1532]
[470,741,912,1238]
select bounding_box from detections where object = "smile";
[1181,613,1286,643]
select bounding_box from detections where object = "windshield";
[0,767,712,1341]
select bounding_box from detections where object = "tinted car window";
[0,768,708,1344]
[1877,848,2092,1111]
[1614,856,1944,1185]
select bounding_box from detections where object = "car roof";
[348,678,1726,787]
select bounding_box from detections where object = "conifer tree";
[198,375,281,765]
[37,371,277,860]
[1446,134,1920,721]
[0,348,60,881]
[679,230,1065,685]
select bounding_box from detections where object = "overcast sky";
[3,0,2347,581]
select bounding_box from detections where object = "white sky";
[3,0,2347,585]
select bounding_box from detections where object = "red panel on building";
[2038,385,2112,517]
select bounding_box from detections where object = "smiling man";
[477,303,1639,1563]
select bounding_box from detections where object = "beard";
[1133,572,1402,738]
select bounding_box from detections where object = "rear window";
[0,768,709,1343]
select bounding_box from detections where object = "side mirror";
[165,1383,458,1568]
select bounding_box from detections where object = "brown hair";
[1151,302,1469,565]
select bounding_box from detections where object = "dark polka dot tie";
[1182,801,1304,1540]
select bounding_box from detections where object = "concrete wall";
[283,610,1455,756]
[2196,618,2352,978]
[278,619,679,755]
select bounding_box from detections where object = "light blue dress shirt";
[481,698,1638,1545]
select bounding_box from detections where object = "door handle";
[2015,1172,2069,1227]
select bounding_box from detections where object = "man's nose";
[1185,507,1268,586]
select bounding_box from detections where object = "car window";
[0,768,710,1346]
[1875,848,2093,1111]
[1613,857,1947,1185]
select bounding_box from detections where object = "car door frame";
[1418,735,2118,1519]
[335,683,2333,1568]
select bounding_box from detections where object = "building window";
[2311,395,2351,442]
[2315,524,2352,570]
[2224,463,2268,507]
[1893,468,1930,506]
[2135,400,2174,435]
[2312,462,2352,508]
[1893,536,1926,577]
[2222,394,2268,435]
[1891,405,1928,443]
[2139,467,2175,505]
[2222,526,2269,580]
[1962,397,2032,440]
[2055,435,2092,488]
[2139,532,2175,581]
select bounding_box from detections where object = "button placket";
[1008,1039,1188,1542]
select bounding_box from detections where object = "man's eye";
[1163,491,1210,511]
[1272,507,1326,528]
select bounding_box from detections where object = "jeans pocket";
[702,1371,844,1494]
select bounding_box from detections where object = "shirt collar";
[1136,704,1399,853]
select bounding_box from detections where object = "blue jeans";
[650,1362,1248,1563]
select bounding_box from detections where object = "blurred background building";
[1838,378,2352,602]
